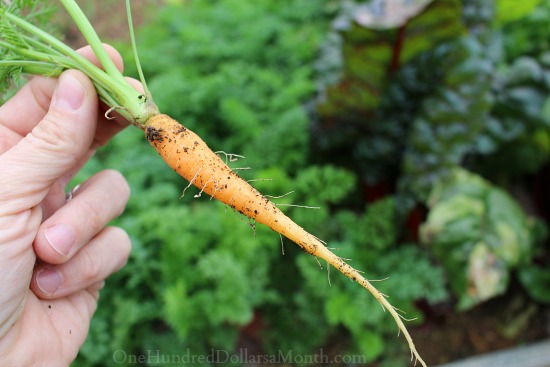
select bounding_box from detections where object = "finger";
[34,169,130,264]
[78,43,124,73]
[0,45,124,137]
[0,76,58,137]
[0,70,98,216]
[82,44,132,140]
[0,122,24,154]
[39,148,98,221]
[31,226,131,299]
[93,76,144,148]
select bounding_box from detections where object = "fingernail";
[36,269,61,295]
[54,72,85,111]
[44,224,76,257]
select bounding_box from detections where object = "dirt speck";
[145,126,164,143]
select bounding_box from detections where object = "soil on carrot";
[145,126,164,143]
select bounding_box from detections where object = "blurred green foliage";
[75,0,443,365]
[314,0,550,311]
[420,168,540,309]
[66,0,550,366]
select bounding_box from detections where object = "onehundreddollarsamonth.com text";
[112,348,370,365]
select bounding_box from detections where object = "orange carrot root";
[145,114,427,367]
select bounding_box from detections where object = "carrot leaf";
[0,0,159,125]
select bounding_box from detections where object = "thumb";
[0,70,98,215]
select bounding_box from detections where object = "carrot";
[145,114,427,367]
[2,2,428,365]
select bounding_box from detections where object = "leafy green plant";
[420,168,539,309]
[313,0,550,352]
[314,0,466,187]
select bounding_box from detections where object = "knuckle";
[78,196,103,233]
[98,170,131,213]
[0,131,14,154]
[75,227,131,284]
[79,247,102,282]
[105,169,131,199]
[84,227,131,278]
[28,76,55,116]
[27,113,79,161]
[107,227,132,269]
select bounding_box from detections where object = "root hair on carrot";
[215,151,245,164]
[314,257,323,270]
[194,178,217,198]
[226,188,240,209]
[246,178,273,183]
[104,105,132,121]
[275,203,321,210]
[278,233,285,255]
[248,218,257,236]
[222,203,259,237]
[369,276,390,282]
[264,191,295,199]
[181,167,203,198]
[327,262,332,286]
[312,234,327,245]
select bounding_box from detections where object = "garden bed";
[52,2,550,366]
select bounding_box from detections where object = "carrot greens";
[0,0,158,125]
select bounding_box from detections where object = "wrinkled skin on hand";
[0,45,136,366]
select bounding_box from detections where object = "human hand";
[0,46,132,366]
